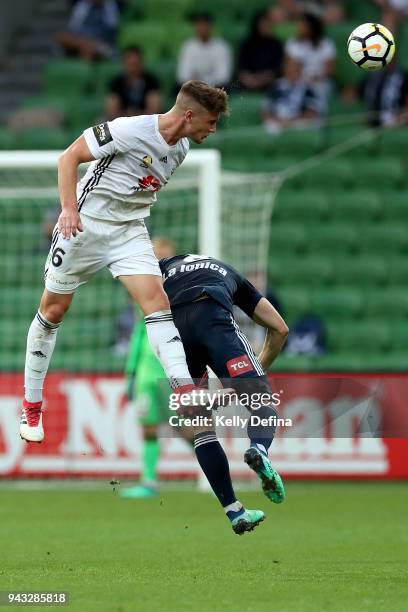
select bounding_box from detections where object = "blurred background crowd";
[1,0,408,146]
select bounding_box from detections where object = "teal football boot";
[230,508,265,535]
[244,447,285,504]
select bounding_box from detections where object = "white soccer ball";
[347,23,395,71]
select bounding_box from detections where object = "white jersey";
[78,114,189,222]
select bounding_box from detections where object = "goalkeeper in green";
[121,238,193,498]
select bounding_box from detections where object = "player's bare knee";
[41,302,68,323]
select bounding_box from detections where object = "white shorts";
[44,213,161,294]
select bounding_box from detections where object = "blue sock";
[247,405,278,455]
[194,431,238,510]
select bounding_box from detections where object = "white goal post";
[0,149,222,258]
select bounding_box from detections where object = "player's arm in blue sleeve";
[252,298,289,371]
[234,274,289,370]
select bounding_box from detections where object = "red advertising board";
[0,373,407,479]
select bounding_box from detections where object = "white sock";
[224,501,243,515]
[24,311,60,403]
[144,310,193,389]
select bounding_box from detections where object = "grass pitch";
[1,482,407,611]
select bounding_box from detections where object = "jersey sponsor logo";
[226,355,254,377]
[93,123,113,146]
[159,155,168,163]
[133,175,162,193]
[139,155,153,168]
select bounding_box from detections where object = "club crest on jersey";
[93,122,113,146]
[139,155,153,168]
[159,155,168,163]
[133,175,161,192]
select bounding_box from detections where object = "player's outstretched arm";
[252,298,289,371]
[58,135,95,239]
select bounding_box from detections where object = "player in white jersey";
[20,80,230,443]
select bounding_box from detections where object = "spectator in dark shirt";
[363,62,408,127]
[237,9,284,92]
[105,46,162,119]
[262,56,321,134]
[57,0,119,60]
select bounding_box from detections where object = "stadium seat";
[269,223,308,254]
[119,22,168,62]
[334,257,387,287]
[275,190,330,222]
[347,158,403,189]
[0,128,16,150]
[328,320,391,352]
[269,256,333,287]
[291,159,353,189]
[43,60,92,97]
[305,223,359,254]
[16,128,69,150]
[94,61,122,97]
[357,225,408,254]
[278,287,311,320]
[385,258,408,285]
[331,191,383,221]
[226,94,264,128]
[381,191,408,222]
[310,288,364,319]
[364,289,408,317]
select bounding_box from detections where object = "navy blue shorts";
[172,298,271,394]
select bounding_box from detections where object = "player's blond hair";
[176,80,229,115]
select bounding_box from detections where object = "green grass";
[1,483,407,611]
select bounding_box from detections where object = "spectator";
[177,13,232,89]
[285,313,327,356]
[262,56,322,134]
[106,47,162,120]
[363,62,408,127]
[237,9,284,92]
[57,0,119,61]
[285,13,336,113]
[272,0,344,24]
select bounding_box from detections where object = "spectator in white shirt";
[285,13,336,112]
[177,13,232,89]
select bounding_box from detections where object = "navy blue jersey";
[159,254,263,318]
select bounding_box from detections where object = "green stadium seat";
[0,128,18,150]
[144,0,192,21]
[385,258,408,285]
[334,257,387,287]
[274,129,325,157]
[305,223,358,254]
[388,322,408,351]
[278,287,311,319]
[64,98,103,131]
[347,158,402,189]
[291,159,353,189]
[119,22,168,62]
[271,355,314,372]
[310,288,364,319]
[269,256,333,287]
[44,60,92,97]
[332,191,383,221]
[381,191,408,222]
[269,223,308,253]
[357,225,408,254]
[275,190,330,222]
[16,128,69,150]
[226,94,264,128]
[328,320,391,352]
[94,61,122,96]
[364,289,408,317]
[378,128,408,156]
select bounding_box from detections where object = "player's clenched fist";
[58,208,83,239]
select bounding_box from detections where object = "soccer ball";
[347,23,395,71]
